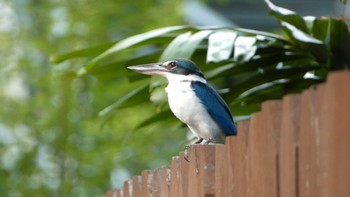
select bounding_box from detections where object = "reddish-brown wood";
[320,71,350,197]
[152,169,162,197]
[106,189,121,197]
[132,176,141,196]
[169,157,179,197]
[214,144,225,197]
[161,167,170,197]
[141,170,151,197]
[279,95,301,197]
[123,180,131,197]
[178,152,189,197]
[187,145,216,197]
[233,120,250,197]
[299,88,321,197]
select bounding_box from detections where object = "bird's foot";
[203,138,214,145]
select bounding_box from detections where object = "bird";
[127,58,237,144]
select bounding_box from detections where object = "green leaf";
[233,36,257,61]
[88,26,190,67]
[159,32,192,61]
[160,30,212,61]
[98,83,149,117]
[281,22,329,65]
[223,65,320,103]
[136,109,174,128]
[329,19,350,69]
[265,0,308,32]
[207,31,237,62]
[210,51,309,79]
[311,18,330,41]
[50,42,115,63]
[233,78,323,106]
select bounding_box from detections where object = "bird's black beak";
[127,63,168,76]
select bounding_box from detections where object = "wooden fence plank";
[152,169,162,197]
[106,189,121,197]
[178,152,189,197]
[161,167,170,197]
[187,145,216,197]
[214,144,225,197]
[132,176,141,197]
[249,100,282,197]
[169,157,179,197]
[233,120,250,197]
[299,88,321,197]
[279,95,301,197]
[320,71,350,197]
[141,170,152,197]
[123,180,132,197]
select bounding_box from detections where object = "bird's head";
[127,58,206,82]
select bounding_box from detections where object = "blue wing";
[192,81,237,136]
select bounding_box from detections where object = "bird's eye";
[168,61,177,68]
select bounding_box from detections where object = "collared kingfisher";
[127,58,237,144]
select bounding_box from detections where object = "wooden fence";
[106,71,350,197]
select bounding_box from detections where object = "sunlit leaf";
[159,32,192,61]
[160,30,213,61]
[265,0,308,32]
[233,36,257,61]
[281,22,329,65]
[207,31,237,62]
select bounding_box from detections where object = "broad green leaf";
[160,30,212,61]
[311,18,330,41]
[207,31,237,62]
[329,19,350,69]
[233,36,257,61]
[224,65,320,103]
[50,42,115,63]
[281,22,329,65]
[265,0,308,32]
[136,109,174,128]
[230,104,261,116]
[178,30,213,58]
[89,26,190,67]
[98,83,149,117]
[233,78,323,106]
[159,32,193,61]
[211,51,310,79]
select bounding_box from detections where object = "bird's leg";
[184,137,205,162]
[194,138,204,144]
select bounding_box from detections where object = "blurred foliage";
[0,0,185,196]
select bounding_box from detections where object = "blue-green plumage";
[191,81,237,136]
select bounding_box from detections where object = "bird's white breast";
[164,76,225,143]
